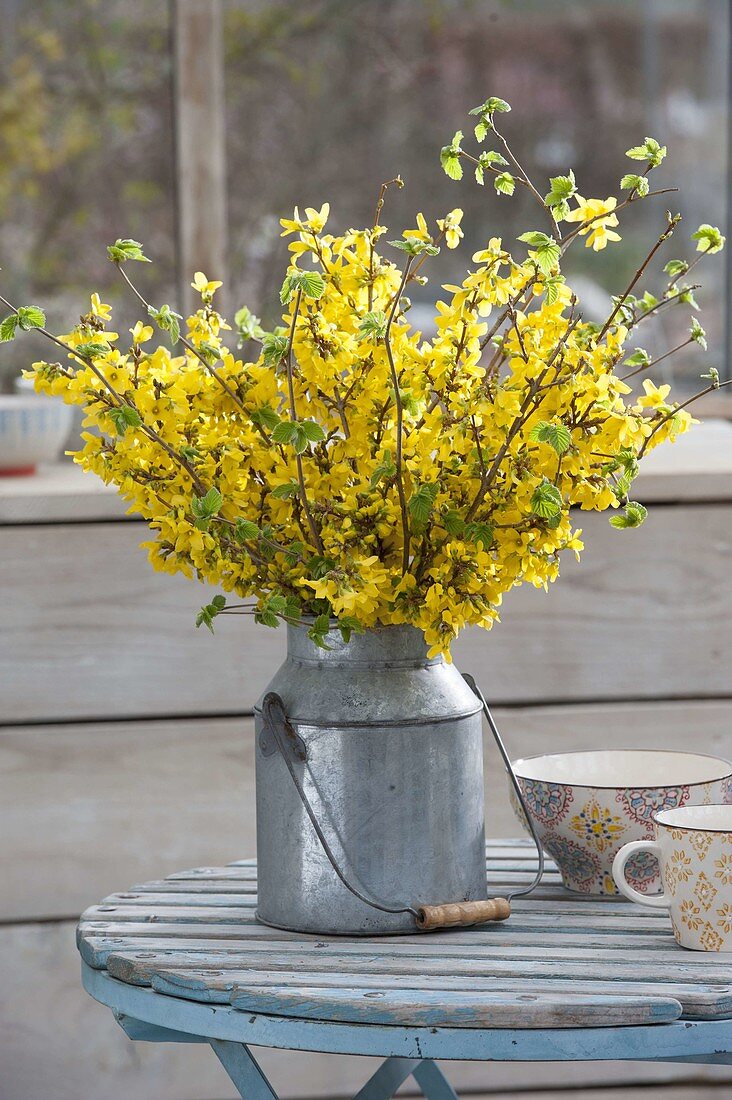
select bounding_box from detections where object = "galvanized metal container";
[254,623,487,935]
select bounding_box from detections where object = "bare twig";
[383,259,414,573]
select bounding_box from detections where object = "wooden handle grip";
[416,897,511,931]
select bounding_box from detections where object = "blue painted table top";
[77,838,732,1064]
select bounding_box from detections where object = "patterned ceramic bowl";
[509,750,732,896]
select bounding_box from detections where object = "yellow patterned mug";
[613,805,732,951]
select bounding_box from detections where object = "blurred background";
[1,2,732,1099]
[0,0,729,388]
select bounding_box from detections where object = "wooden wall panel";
[4,702,731,924]
[2,504,731,723]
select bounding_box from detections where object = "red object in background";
[0,465,36,476]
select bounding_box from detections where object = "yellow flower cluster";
[28,197,696,658]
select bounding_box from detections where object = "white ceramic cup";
[613,805,732,951]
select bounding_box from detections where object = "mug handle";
[612,840,668,908]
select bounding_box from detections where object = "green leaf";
[107,404,142,435]
[474,121,488,143]
[678,286,699,310]
[148,304,182,346]
[195,607,215,633]
[464,521,494,548]
[691,224,725,254]
[211,594,226,611]
[544,170,577,216]
[494,172,515,196]
[702,366,720,388]
[609,501,648,529]
[542,275,565,305]
[261,331,289,367]
[107,238,150,263]
[530,479,563,519]
[292,426,310,454]
[308,555,335,579]
[256,606,280,629]
[280,269,326,304]
[440,130,463,180]
[357,311,388,342]
[518,231,559,275]
[468,96,511,120]
[369,450,396,489]
[623,348,651,368]
[189,490,221,528]
[408,483,438,527]
[283,540,305,566]
[388,239,440,256]
[625,137,667,167]
[308,612,333,648]
[442,510,466,537]
[271,420,298,444]
[518,231,551,248]
[530,421,572,455]
[298,419,326,443]
[179,445,201,463]
[664,259,689,278]
[235,518,260,541]
[0,314,19,342]
[252,405,280,432]
[620,173,650,197]
[690,318,707,349]
[16,305,46,331]
[234,305,265,346]
[474,150,508,185]
[338,615,363,644]
[271,480,300,499]
[74,341,111,359]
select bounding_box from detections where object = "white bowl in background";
[0,392,73,475]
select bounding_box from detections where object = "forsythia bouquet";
[2,98,726,656]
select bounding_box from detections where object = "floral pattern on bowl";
[509,750,732,896]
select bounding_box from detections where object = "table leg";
[412,1060,460,1100]
[352,1057,421,1100]
[210,1039,279,1100]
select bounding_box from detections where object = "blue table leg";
[352,1057,421,1100]
[412,1060,460,1100]
[210,1039,279,1100]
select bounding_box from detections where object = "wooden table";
[77,839,732,1099]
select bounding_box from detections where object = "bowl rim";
[511,747,732,790]
[0,393,61,409]
[653,803,732,834]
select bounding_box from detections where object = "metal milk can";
[253,622,487,935]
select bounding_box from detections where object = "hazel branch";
[598,213,681,341]
[383,258,414,573]
[283,289,324,554]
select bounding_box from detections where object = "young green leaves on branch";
[196,594,227,633]
[191,486,222,531]
[107,238,150,264]
[280,269,325,304]
[610,501,648,529]
[692,224,725,254]
[544,171,577,220]
[518,231,561,276]
[625,137,667,169]
[271,418,326,454]
[530,421,572,455]
[0,305,46,342]
[470,96,511,141]
[108,404,142,436]
[440,131,464,181]
[148,304,183,346]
